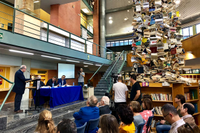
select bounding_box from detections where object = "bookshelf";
[125,81,200,128]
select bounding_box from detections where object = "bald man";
[12,65,31,113]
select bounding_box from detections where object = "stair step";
[94,92,106,96]
[94,88,108,92]
[3,101,86,132]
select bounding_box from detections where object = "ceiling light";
[109,17,112,20]
[82,8,89,13]
[84,65,88,67]
[124,17,128,21]
[95,64,102,66]
[41,55,61,60]
[34,1,39,3]
[127,10,129,12]
[109,20,113,24]
[175,0,181,5]
[9,49,34,55]
[66,59,80,63]
[83,62,93,65]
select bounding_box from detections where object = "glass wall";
[106,39,132,47]
[182,26,193,39]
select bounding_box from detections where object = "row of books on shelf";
[150,93,172,101]
[184,90,198,100]
[154,106,163,115]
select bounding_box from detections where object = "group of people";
[12,65,85,113]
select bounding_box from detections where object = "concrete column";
[100,0,106,58]
[21,58,31,104]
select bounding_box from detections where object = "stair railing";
[88,64,104,85]
[105,50,125,93]
[0,75,15,111]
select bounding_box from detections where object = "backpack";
[177,123,200,133]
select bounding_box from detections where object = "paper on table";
[40,86,50,88]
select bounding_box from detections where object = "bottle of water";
[73,82,74,86]
[52,83,54,87]
[59,83,61,86]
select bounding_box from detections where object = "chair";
[77,122,87,133]
[85,117,100,133]
[146,116,154,133]
[136,121,145,133]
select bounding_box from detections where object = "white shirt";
[169,118,185,133]
[62,80,64,85]
[113,82,128,103]
[37,80,40,90]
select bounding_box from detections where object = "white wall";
[31,59,57,70]
[0,54,22,66]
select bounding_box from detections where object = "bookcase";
[124,81,200,129]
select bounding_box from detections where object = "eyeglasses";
[163,113,169,118]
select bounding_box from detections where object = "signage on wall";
[0,69,3,72]
[0,33,3,39]
[87,55,90,60]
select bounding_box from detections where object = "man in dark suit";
[98,96,111,116]
[32,75,45,98]
[46,76,58,87]
[12,65,30,113]
[58,75,67,86]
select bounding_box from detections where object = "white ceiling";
[81,0,93,15]
[106,0,132,10]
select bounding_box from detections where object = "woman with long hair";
[35,110,56,133]
[98,114,119,133]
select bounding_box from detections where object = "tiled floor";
[0,99,85,123]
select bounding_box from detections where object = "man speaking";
[12,65,30,113]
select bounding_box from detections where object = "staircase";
[94,60,124,98]
[1,101,86,133]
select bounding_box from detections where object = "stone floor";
[0,99,85,124]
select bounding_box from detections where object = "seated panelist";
[46,76,58,87]
[32,75,45,97]
[58,75,68,86]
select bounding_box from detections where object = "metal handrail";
[0,75,15,111]
[0,1,114,60]
[118,52,126,73]
[89,64,104,81]
[105,50,125,80]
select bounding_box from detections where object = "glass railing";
[0,1,114,60]
[105,50,126,93]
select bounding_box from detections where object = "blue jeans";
[156,122,171,133]
[78,82,84,87]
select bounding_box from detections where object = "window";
[182,27,193,39]
[120,41,124,46]
[129,39,132,45]
[106,42,110,47]
[196,24,200,34]
[124,40,129,45]
[115,41,119,46]
[111,42,115,47]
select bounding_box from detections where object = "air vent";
[38,71,47,74]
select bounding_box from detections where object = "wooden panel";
[172,84,184,107]
[182,33,200,58]
[140,83,173,88]
[0,91,15,103]
[0,67,10,90]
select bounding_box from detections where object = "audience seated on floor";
[57,118,77,133]
[161,104,185,133]
[98,96,111,116]
[116,104,136,133]
[73,95,99,132]
[35,110,56,133]
[140,98,153,133]
[97,114,119,133]
[129,101,144,128]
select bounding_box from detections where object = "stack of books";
[150,93,172,101]
[154,106,163,115]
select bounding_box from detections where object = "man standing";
[130,74,141,104]
[12,65,30,113]
[58,75,67,86]
[113,76,128,109]
[161,104,185,133]
[78,68,85,87]
[46,76,58,87]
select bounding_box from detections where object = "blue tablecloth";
[36,86,84,108]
